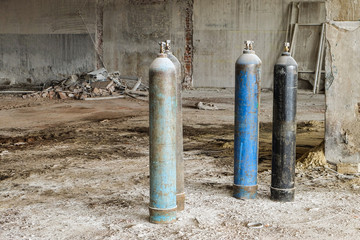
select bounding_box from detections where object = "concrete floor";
[1,89,359,240]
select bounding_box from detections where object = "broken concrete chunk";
[79,93,87,100]
[196,102,219,110]
[48,91,55,99]
[41,92,48,98]
[87,68,108,82]
[92,87,100,95]
[90,80,114,90]
[63,75,79,87]
[54,86,62,92]
[73,88,82,94]
[108,85,115,93]
[58,92,68,100]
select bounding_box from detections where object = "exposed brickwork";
[96,0,104,69]
[183,0,194,89]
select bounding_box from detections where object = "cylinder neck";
[243,49,255,54]
[157,53,167,58]
[282,52,291,56]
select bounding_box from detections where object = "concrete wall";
[326,0,360,21]
[103,0,187,85]
[1,0,356,95]
[101,0,325,88]
[192,0,325,88]
[0,0,96,85]
[0,0,326,88]
[325,0,360,164]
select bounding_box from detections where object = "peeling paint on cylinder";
[233,41,261,199]
[271,44,298,202]
[165,40,185,212]
[149,49,177,224]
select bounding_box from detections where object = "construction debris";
[196,102,219,110]
[84,96,125,101]
[22,69,148,100]
[87,68,108,82]
[296,141,327,169]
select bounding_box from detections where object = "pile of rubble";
[23,68,148,100]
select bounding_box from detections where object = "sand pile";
[222,141,234,149]
[296,141,327,169]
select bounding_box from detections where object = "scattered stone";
[41,92,48,98]
[48,91,55,99]
[196,102,219,110]
[58,92,68,100]
[0,150,10,156]
[92,87,100,95]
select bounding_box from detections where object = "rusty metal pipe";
[149,42,177,223]
[165,40,185,211]
[233,41,262,199]
[271,42,298,202]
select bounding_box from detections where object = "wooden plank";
[337,163,360,174]
[286,3,292,43]
[290,23,298,56]
[84,95,124,101]
[313,23,325,94]
[315,26,326,94]
[299,70,325,74]
[0,91,36,94]
[298,23,322,26]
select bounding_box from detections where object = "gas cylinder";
[234,41,262,199]
[164,40,185,211]
[271,42,298,202]
[149,42,177,223]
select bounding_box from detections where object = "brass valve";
[159,41,166,54]
[165,40,171,51]
[284,42,290,52]
[244,40,254,50]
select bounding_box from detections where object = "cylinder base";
[233,184,257,199]
[176,192,185,211]
[270,187,295,202]
[149,206,177,224]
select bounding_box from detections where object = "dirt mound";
[296,140,327,169]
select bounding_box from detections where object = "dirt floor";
[0,89,359,240]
